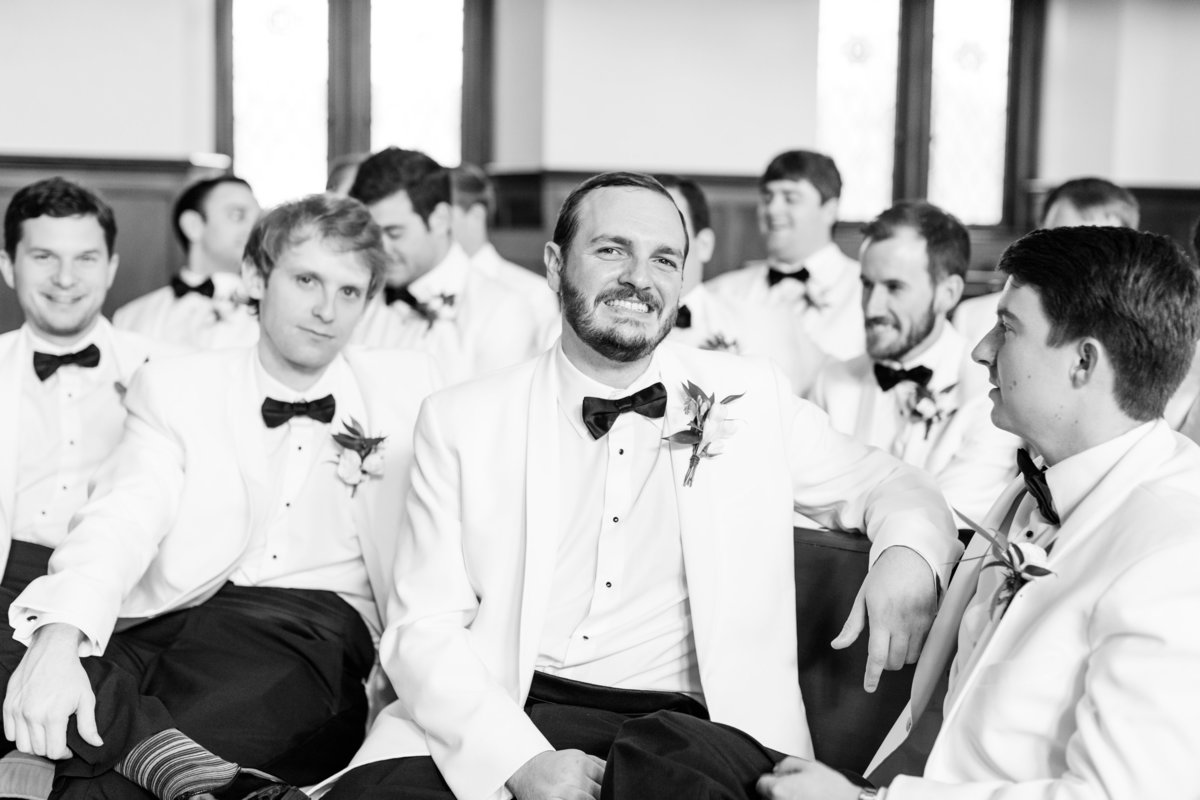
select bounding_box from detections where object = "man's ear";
[1071,338,1103,387]
[933,274,964,317]
[693,228,716,268]
[241,260,266,301]
[0,252,14,291]
[544,242,563,294]
[178,209,205,244]
[427,202,452,238]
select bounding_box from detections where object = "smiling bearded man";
[320,172,963,800]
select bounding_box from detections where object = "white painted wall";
[493,0,819,174]
[1039,0,1200,186]
[0,0,215,158]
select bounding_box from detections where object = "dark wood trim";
[0,154,202,173]
[214,0,234,160]
[461,0,495,166]
[328,0,373,163]
[1004,0,1047,229]
[893,0,934,201]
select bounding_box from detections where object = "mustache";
[595,287,662,313]
[865,316,897,327]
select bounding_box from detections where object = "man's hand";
[2,623,103,759]
[756,756,860,800]
[831,545,937,692]
[506,749,606,800]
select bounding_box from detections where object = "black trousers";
[326,673,785,800]
[16,580,375,800]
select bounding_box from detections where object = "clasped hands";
[507,748,606,800]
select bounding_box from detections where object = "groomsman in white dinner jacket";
[737,226,1200,799]
[813,201,1018,522]
[0,178,175,794]
[350,147,543,385]
[321,172,962,800]
[705,150,864,386]
[114,175,262,350]
[5,194,439,800]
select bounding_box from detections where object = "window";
[219,0,466,206]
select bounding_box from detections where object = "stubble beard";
[866,303,939,362]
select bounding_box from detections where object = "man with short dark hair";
[706,150,863,391]
[620,226,1200,799]
[321,172,961,800]
[115,175,261,349]
[5,194,440,799]
[350,147,543,384]
[813,201,1018,520]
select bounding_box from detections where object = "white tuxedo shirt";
[10,345,440,653]
[705,242,865,368]
[812,324,1018,520]
[0,319,171,559]
[113,271,260,350]
[870,421,1200,799]
[337,342,963,800]
[386,244,544,385]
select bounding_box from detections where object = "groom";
[324,172,963,800]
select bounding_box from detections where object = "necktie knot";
[581,382,668,439]
[1016,448,1060,526]
[766,266,810,288]
[33,343,101,381]
[873,363,933,392]
[171,275,216,299]
[260,394,337,429]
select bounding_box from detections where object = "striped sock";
[116,728,240,800]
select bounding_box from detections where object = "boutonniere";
[212,290,250,323]
[332,417,387,496]
[701,333,740,353]
[956,508,1056,619]
[411,293,457,330]
[904,383,958,439]
[663,380,743,487]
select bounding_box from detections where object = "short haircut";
[653,174,712,235]
[998,226,1200,421]
[243,194,389,305]
[552,172,689,261]
[348,147,448,224]
[450,162,496,216]
[759,150,842,204]
[1042,177,1140,229]
[172,175,253,251]
[860,200,970,283]
[4,177,116,259]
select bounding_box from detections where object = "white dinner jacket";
[470,243,560,347]
[870,421,1200,799]
[812,323,1018,520]
[114,283,260,350]
[10,345,440,653]
[0,320,173,567]
[338,342,962,800]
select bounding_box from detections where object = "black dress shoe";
[208,769,309,800]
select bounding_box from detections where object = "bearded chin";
[559,276,675,363]
[867,305,939,362]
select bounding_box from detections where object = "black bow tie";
[675,305,692,329]
[260,394,337,429]
[581,382,668,440]
[171,275,216,299]
[767,267,810,287]
[33,344,101,381]
[1017,448,1060,526]
[384,284,421,309]
[873,363,933,392]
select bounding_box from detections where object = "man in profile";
[706,149,863,392]
[812,201,1017,520]
[114,175,261,349]
[323,172,962,800]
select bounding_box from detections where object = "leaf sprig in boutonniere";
[955,508,1056,619]
[332,417,387,497]
[663,381,743,487]
[701,333,740,353]
[412,293,457,330]
[904,383,958,440]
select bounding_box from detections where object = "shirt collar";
[179,266,243,301]
[769,241,847,291]
[23,316,111,357]
[1041,421,1156,523]
[875,322,964,390]
[408,242,470,302]
[255,351,348,405]
[555,343,664,441]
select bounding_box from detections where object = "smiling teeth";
[607,299,651,313]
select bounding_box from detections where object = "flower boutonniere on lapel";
[956,508,1056,619]
[904,383,958,439]
[413,293,457,330]
[663,381,743,487]
[332,417,387,497]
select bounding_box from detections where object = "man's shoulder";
[343,345,439,392]
[115,285,174,316]
[109,326,185,362]
[704,263,768,296]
